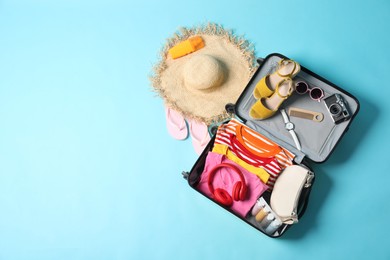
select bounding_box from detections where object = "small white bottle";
[265,219,282,235]
[251,201,265,216]
[260,213,275,229]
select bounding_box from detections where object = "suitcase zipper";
[182,171,190,180]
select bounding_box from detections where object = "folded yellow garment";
[212,144,270,184]
[168,36,205,59]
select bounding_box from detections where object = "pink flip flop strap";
[167,108,186,131]
[190,121,209,146]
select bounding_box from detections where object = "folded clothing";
[197,152,268,217]
[214,118,295,189]
[212,143,270,184]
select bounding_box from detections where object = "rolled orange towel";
[168,36,205,59]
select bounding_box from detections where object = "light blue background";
[0,0,389,259]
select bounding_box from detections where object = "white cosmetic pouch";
[270,165,314,224]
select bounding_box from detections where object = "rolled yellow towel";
[168,36,205,59]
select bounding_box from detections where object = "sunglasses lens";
[310,88,323,100]
[295,82,308,94]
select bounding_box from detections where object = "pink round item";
[197,152,269,217]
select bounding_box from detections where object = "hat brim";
[151,23,257,125]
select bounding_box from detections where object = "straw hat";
[150,23,257,125]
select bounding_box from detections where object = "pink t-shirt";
[197,152,268,217]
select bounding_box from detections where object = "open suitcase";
[182,53,360,238]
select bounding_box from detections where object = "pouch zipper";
[304,171,314,188]
[290,171,315,223]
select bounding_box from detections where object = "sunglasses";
[295,81,324,102]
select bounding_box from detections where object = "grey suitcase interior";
[234,53,359,163]
[186,53,360,238]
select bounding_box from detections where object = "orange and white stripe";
[214,119,295,190]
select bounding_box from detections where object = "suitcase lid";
[232,53,360,163]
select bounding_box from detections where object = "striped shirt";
[214,118,295,189]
